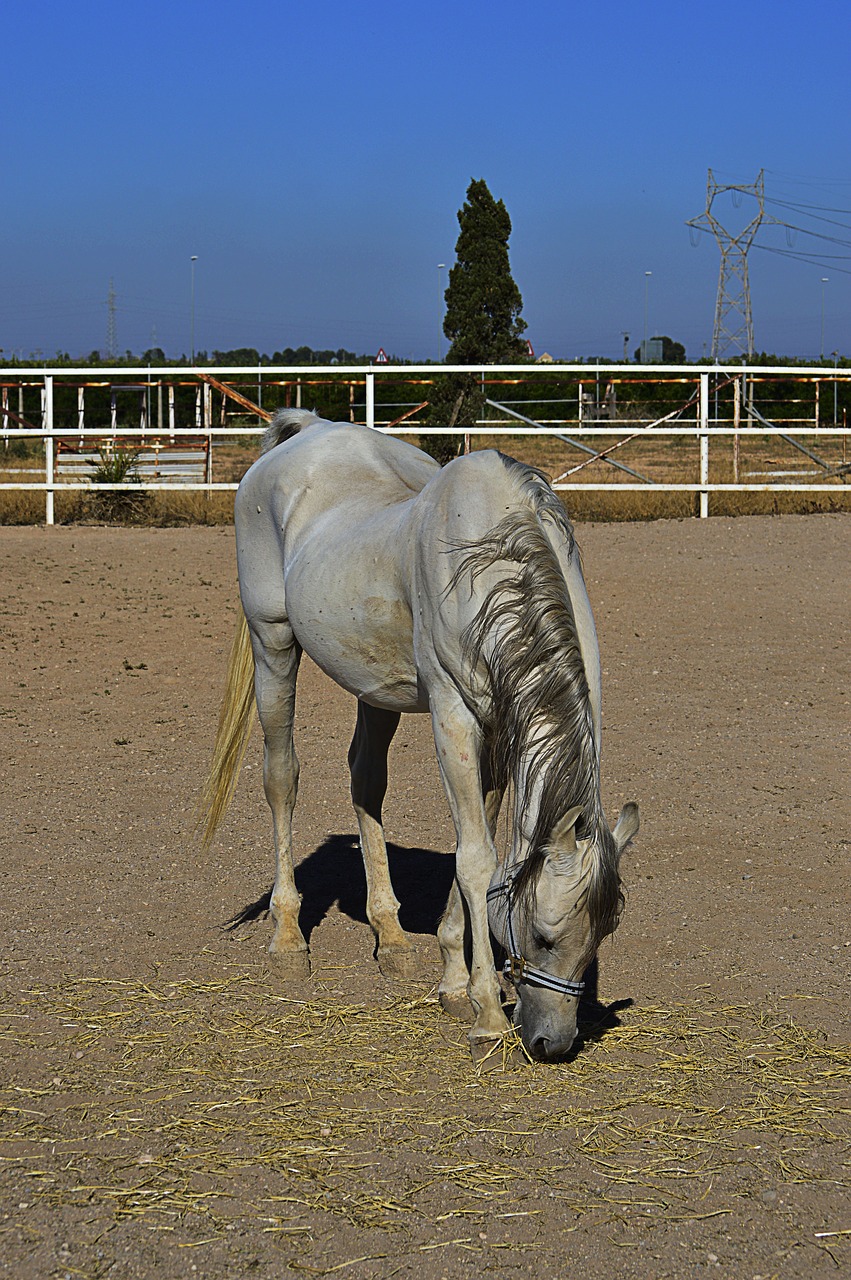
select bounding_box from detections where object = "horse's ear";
[613,802,640,854]
[544,807,593,877]
[548,805,583,852]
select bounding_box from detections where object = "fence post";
[699,371,709,518]
[44,374,55,526]
[733,375,741,484]
[366,370,375,429]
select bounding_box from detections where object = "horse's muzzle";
[526,1024,578,1062]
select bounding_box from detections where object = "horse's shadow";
[575,959,634,1050]
[226,833,455,942]
[226,834,632,1056]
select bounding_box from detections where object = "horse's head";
[487,801,639,1062]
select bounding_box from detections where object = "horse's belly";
[291,595,427,713]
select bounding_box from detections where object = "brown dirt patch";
[1,515,848,1279]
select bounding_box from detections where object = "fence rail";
[1,364,848,522]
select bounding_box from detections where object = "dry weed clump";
[1,966,848,1265]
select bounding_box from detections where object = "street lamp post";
[643,271,652,362]
[820,277,828,361]
[437,263,446,361]
[833,350,839,425]
[190,255,198,364]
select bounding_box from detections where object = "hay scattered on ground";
[2,963,848,1266]
[3,967,844,1239]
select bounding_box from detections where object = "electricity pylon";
[105,279,117,360]
[687,170,771,361]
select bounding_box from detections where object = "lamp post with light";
[643,271,652,362]
[437,263,446,361]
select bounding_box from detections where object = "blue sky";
[2,0,849,362]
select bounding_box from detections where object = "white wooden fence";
[1,363,848,523]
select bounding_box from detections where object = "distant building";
[639,338,663,363]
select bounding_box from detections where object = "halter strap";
[487,874,585,999]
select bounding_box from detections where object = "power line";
[754,243,851,278]
[769,220,851,250]
[765,197,851,226]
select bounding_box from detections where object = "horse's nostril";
[530,1035,552,1061]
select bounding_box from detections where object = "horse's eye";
[532,931,553,952]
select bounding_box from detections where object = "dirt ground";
[1,513,848,1280]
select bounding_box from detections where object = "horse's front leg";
[431,694,509,1050]
[251,622,308,977]
[437,879,472,1020]
[438,747,506,1021]
[348,702,414,978]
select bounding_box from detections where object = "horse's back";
[238,419,439,525]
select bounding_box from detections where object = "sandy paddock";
[0,514,848,1279]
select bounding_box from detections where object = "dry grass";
[2,964,848,1257]
[484,431,851,520]
[0,487,236,526]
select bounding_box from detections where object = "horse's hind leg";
[251,622,308,976]
[348,702,413,978]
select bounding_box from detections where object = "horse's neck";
[507,714,602,865]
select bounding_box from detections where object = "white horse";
[202,409,638,1060]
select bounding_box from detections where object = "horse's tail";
[198,613,257,848]
[261,407,325,454]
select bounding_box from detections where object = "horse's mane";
[457,455,623,952]
[261,408,326,454]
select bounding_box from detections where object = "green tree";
[443,179,527,364]
[211,347,260,366]
[425,179,527,462]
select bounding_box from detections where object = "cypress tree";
[444,179,527,364]
[424,179,527,462]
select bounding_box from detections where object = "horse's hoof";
[377,945,416,980]
[267,948,310,980]
[469,1034,508,1068]
[439,990,474,1023]
[469,1034,528,1071]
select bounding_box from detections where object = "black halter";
[487,870,585,999]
